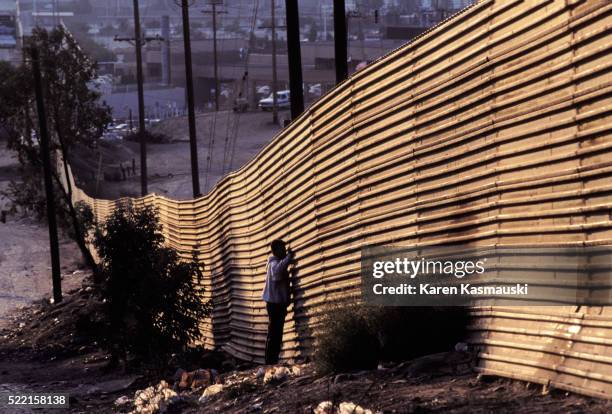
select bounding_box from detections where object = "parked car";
[258,90,290,111]
[308,83,322,96]
[111,123,129,133]
[256,85,270,96]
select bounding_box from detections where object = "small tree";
[94,204,211,364]
[1,26,112,271]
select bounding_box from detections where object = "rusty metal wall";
[60,0,612,399]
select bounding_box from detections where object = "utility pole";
[179,0,201,198]
[333,0,348,84]
[132,0,147,196]
[30,46,62,304]
[258,4,286,125]
[212,1,219,111]
[115,1,164,196]
[284,0,304,120]
[321,3,328,41]
[271,0,278,124]
[202,1,226,112]
[53,0,59,26]
[161,15,171,86]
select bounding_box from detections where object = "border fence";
[59,0,612,399]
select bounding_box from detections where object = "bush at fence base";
[93,204,211,363]
[313,303,469,374]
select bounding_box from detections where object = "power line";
[223,0,259,176]
[202,0,228,112]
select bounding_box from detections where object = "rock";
[176,369,215,391]
[115,395,131,406]
[194,369,216,389]
[263,366,290,384]
[338,402,373,414]
[255,367,266,379]
[130,380,179,414]
[199,384,224,403]
[313,401,375,414]
[314,401,333,414]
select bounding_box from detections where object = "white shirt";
[262,253,294,304]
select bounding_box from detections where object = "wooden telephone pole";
[115,1,164,196]
[179,0,201,198]
[258,2,286,125]
[271,0,279,124]
[202,1,227,112]
[284,0,304,120]
[30,46,62,304]
[132,0,147,196]
[333,0,348,84]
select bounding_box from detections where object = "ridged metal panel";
[59,0,612,399]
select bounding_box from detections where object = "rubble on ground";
[130,380,180,414]
[3,293,609,414]
[314,401,378,414]
[174,368,218,391]
[263,365,302,384]
[199,384,224,403]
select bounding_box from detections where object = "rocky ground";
[1,288,611,414]
[110,356,612,414]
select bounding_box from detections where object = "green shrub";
[314,302,380,374]
[314,302,469,374]
[93,203,211,363]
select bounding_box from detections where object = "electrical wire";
[225,0,258,174]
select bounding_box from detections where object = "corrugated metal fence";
[60,0,612,399]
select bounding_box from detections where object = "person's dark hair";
[270,239,286,255]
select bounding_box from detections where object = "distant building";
[421,0,472,11]
[0,0,20,63]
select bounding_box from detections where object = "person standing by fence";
[262,239,295,364]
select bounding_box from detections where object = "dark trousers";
[265,302,288,364]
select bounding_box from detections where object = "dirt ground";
[80,110,286,200]
[1,292,611,414]
[195,365,612,414]
[0,145,85,328]
[0,290,155,414]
